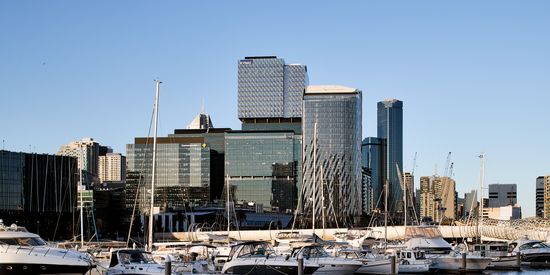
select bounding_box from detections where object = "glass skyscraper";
[362,137,386,212]
[377,99,403,215]
[238,56,308,119]
[302,85,362,225]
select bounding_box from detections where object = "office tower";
[418,176,456,221]
[99,153,126,183]
[238,56,308,120]
[226,56,307,214]
[488,184,517,207]
[126,137,210,212]
[377,99,403,215]
[302,85,362,225]
[536,176,544,218]
[187,112,214,130]
[361,137,385,212]
[225,131,301,213]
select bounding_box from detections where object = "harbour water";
[485,269,550,275]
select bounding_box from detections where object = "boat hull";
[0,263,91,275]
[355,260,393,274]
[431,256,491,272]
[224,264,318,275]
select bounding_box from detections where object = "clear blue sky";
[1,1,549,217]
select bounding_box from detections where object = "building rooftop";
[305,85,359,94]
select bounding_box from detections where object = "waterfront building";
[127,136,211,211]
[361,137,385,212]
[99,153,126,183]
[418,176,456,221]
[488,183,517,208]
[377,99,403,215]
[302,85,362,225]
[225,131,301,213]
[536,176,544,218]
[238,56,308,120]
[0,150,78,238]
[403,172,414,215]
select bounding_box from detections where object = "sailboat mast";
[320,165,326,236]
[148,80,161,252]
[227,175,230,234]
[79,142,84,248]
[477,153,485,242]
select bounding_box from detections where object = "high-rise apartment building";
[361,137,385,212]
[99,153,126,183]
[238,56,308,120]
[377,99,403,215]
[302,85,362,225]
[463,190,478,218]
[57,137,111,186]
[488,184,517,208]
[544,176,550,219]
[536,176,544,218]
[418,176,456,221]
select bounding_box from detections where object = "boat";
[289,242,362,275]
[221,241,319,275]
[106,249,179,275]
[394,249,432,273]
[0,219,95,275]
[472,242,519,269]
[508,236,550,264]
[152,242,216,274]
[402,226,491,272]
[334,248,394,274]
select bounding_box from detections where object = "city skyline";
[2,1,549,217]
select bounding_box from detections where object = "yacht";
[508,236,550,264]
[0,220,95,274]
[290,242,362,275]
[221,241,319,274]
[402,226,491,272]
[335,248,394,274]
[472,242,518,268]
[106,248,189,275]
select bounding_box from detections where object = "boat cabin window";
[520,242,549,250]
[415,251,426,259]
[0,237,47,246]
[118,251,155,264]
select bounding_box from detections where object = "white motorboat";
[395,249,432,273]
[403,226,491,272]
[336,249,394,274]
[106,248,188,275]
[152,242,216,274]
[0,220,95,275]
[290,243,362,275]
[222,241,319,275]
[472,242,518,268]
[509,236,550,264]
